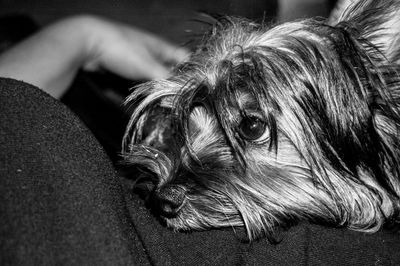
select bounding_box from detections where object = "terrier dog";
[122,0,400,240]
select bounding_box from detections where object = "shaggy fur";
[122,0,400,241]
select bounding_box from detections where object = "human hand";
[82,16,189,80]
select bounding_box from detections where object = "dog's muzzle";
[124,144,187,217]
[150,185,186,217]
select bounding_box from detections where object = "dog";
[122,0,400,241]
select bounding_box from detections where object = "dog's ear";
[329,0,400,63]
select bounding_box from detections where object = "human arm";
[0,15,188,99]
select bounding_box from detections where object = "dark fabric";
[0,78,147,265]
[1,78,399,265]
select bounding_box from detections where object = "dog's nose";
[152,185,186,217]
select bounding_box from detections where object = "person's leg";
[0,78,149,265]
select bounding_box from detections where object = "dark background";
[0,0,278,44]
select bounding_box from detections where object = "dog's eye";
[238,116,266,141]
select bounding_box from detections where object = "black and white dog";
[123,0,400,240]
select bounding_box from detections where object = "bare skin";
[0,15,189,98]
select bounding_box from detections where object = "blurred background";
[0,0,335,163]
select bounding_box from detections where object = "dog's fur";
[122,0,400,240]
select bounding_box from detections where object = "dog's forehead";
[200,20,324,60]
[183,21,330,93]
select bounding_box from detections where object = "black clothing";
[1,78,399,265]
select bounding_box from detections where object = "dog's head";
[123,0,400,240]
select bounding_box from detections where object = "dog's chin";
[160,201,244,233]
[160,206,204,232]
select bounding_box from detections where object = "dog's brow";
[237,93,261,111]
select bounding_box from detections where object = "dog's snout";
[152,185,186,217]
